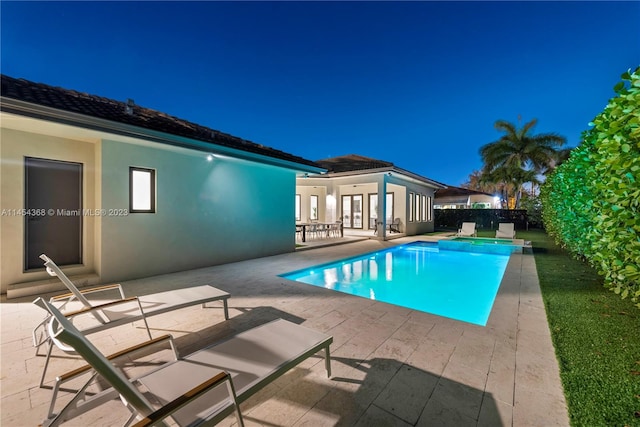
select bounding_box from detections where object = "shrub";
[541,67,640,307]
[520,193,543,228]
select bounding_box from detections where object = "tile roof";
[315,154,394,173]
[316,154,446,189]
[0,74,319,168]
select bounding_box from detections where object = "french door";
[341,194,363,228]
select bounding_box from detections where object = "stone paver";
[0,237,569,426]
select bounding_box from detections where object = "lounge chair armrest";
[51,283,125,302]
[63,296,140,319]
[57,335,177,383]
[131,371,240,427]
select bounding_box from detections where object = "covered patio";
[295,155,446,242]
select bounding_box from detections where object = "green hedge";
[541,68,640,307]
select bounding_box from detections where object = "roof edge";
[316,166,446,189]
[1,96,326,174]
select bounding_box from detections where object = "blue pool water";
[281,242,510,326]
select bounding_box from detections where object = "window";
[409,192,414,222]
[422,195,427,221]
[427,196,433,221]
[416,194,421,222]
[368,192,394,229]
[310,195,318,220]
[129,167,155,213]
[295,194,301,221]
[369,194,378,229]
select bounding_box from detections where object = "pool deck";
[1,236,569,426]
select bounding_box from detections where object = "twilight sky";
[2,1,638,186]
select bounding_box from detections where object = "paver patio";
[0,237,569,426]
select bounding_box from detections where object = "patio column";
[377,174,387,240]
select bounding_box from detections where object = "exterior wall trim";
[1,97,326,175]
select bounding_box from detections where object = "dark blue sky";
[2,1,639,185]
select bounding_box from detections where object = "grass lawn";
[477,229,640,426]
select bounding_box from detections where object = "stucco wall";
[403,183,436,235]
[0,128,98,294]
[100,139,296,283]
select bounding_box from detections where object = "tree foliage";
[479,118,566,208]
[541,67,640,307]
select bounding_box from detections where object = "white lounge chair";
[496,223,516,239]
[457,222,477,237]
[34,297,332,427]
[34,254,230,387]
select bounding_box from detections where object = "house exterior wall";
[100,139,296,283]
[0,125,298,294]
[0,128,99,294]
[400,181,436,235]
[434,194,497,209]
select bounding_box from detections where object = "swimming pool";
[281,241,510,326]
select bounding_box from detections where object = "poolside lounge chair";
[496,223,516,239]
[34,298,332,427]
[457,222,477,237]
[34,254,230,387]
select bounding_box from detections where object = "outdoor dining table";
[296,222,343,242]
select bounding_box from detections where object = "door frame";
[24,156,83,271]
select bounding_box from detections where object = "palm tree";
[462,170,499,193]
[479,118,566,208]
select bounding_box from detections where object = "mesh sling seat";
[496,222,516,239]
[457,222,477,237]
[34,297,333,427]
[34,254,230,387]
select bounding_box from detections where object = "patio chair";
[388,218,401,233]
[34,254,231,387]
[34,297,333,427]
[496,222,516,239]
[457,222,477,237]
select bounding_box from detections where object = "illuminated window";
[409,192,414,222]
[295,194,301,221]
[129,167,155,213]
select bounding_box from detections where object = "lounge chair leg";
[202,297,230,320]
[134,299,153,340]
[325,346,332,378]
[225,377,244,427]
[40,340,54,388]
[44,372,102,427]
